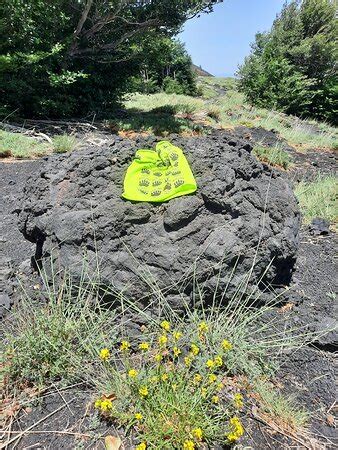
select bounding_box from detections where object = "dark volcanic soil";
[1,128,337,449]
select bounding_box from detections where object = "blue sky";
[180,0,285,76]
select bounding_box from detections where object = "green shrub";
[52,134,77,153]
[253,144,293,169]
[238,0,337,123]
[295,175,337,224]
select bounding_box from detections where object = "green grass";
[294,176,338,224]
[52,134,78,153]
[0,130,50,158]
[3,253,318,448]
[253,144,293,169]
[255,380,309,429]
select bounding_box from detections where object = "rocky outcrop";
[18,131,300,308]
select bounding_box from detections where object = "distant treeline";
[0,0,220,118]
[238,0,337,124]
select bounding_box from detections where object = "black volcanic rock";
[18,131,300,308]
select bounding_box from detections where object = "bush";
[253,144,293,169]
[238,0,337,123]
[53,134,77,153]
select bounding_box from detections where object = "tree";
[238,0,337,123]
[0,0,221,117]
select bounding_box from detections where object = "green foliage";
[3,268,118,388]
[0,130,50,158]
[238,0,337,123]
[52,134,77,153]
[294,175,338,224]
[253,144,293,169]
[0,0,217,118]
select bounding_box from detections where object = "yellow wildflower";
[208,373,217,384]
[183,440,195,450]
[234,393,244,409]
[192,427,203,440]
[184,356,192,367]
[214,355,223,367]
[193,373,202,384]
[154,353,163,363]
[173,330,182,340]
[135,412,143,421]
[94,398,102,409]
[135,443,147,450]
[206,359,215,369]
[139,386,148,397]
[99,348,110,361]
[172,383,177,391]
[128,369,138,378]
[120,340,131,352]
[190,343,200,356]
[100,399,113,411]
[173,346,181,357]
[212,395,219,404]
[160,320,171,332]
[201,387,207,398]
[217,382,224,391]
[221,339,233,351]
[227,416,244,442]
[198,321,208,333]
[158,334,168,347]
[139,342,150,351]
[150,375,159,383]
[161,373,169,382]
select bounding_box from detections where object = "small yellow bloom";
[100,399,113,411]
[193,373,202,384]
[227,416,244,442]
[158,334,168,347]
[139,386,148,397]
[201,387,207,398]
[214,355,223,367]
[183,440,195,450]
[139,342,150,351]
[161,373,169,382]
[160,320,171,332]
[99,348,110,361]
[150,375,159,383]
[173,330,182,340]
[192,427,203,440]
[172,383,177,391]
[206,359,215,369]
[184,356,192,367]
[208,373,217,384]
[135,443,147,450]
[120,340,131,352]
[128,369,138,378]
[212,395,219,404]
[198,321,209,333]
[135,412,143,421]
[190,343,200,356]
[217,382,224,391]
[234,393,244,409]
[94,399,102,409]
[173,346,181,357]
[154,353,163,362]
[221,339,233,351]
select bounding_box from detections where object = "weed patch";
[253,145,292,169]
[295,176,337,224]
[0,130,50,158]
[53,134,77,153]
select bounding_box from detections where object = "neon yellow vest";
[122,141,197,202]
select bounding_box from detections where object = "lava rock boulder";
[18,131,300,308]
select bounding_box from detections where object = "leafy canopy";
[238,0,337,123]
